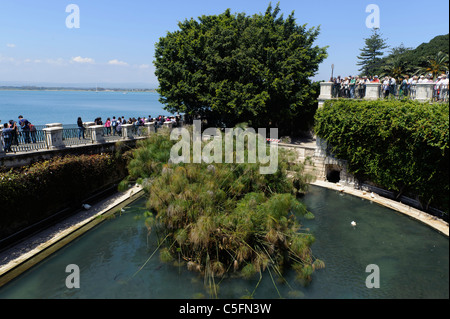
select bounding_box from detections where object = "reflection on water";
[0,186,448,299]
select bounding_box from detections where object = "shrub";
[0,153,126,239]
[315,99,449,213]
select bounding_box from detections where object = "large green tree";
[154,3,327,135]
[356,28,388,76]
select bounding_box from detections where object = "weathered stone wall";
[0,138,141,171]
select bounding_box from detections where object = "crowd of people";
[330,73,449,101]
[77,114,183,139]
[1,113,183,152]
[1,115,37,153]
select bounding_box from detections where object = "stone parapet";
[43,126,65,149]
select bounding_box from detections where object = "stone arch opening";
[326,164,341,183]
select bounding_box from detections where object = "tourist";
[111,116,118,136]
[400,76,409,98]
[334,76,341,97]
[132,117,139,135]
[18,115,31,144]
[8,119,19,146]
[372,75,380,83]
[105,118,112,136]
[382,77,390,98]
[29,122,37,143]
[436,74,449,101]
[389,77,396,97]
[77,117,85,139]
[2,123,13,153]
[441,74,449,101]
[357,76,367,98]
[116,120,122,136]
[349,76,356,98]
[424,74,434,83]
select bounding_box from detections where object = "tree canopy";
[372,34,449,78]
[154,3,327,135]
[356,28,389,76]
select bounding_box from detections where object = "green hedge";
[314,99,449,213]
[0,153,127,239]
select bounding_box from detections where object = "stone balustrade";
[1,120,177,157]
[43,124,64,149]
[315,80,440,183]
[318,81,437,105]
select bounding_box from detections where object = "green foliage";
[414,51,449,79]
[154,3,327,135]
[315,99,449,213]
[357,28,389,76]
[372,34,449,77]
[128,128,322,294]
[127,133,176,180]
[0,154,126,239]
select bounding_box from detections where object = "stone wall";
[0,138,142,171]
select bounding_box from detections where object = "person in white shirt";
[389,77,397,96]
[400,76,409,98]
[424,75,434,83]
[342,77,350,98]
[440,74,449,101]
[357,76,367,98]
[382,77,390,98]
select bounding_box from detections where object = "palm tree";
[380,55,412,79]
[415,51,449,79]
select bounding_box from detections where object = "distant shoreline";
[0,87,157,93]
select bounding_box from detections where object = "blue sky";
[0,0,448,88]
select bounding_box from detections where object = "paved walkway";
[0,184,144,286]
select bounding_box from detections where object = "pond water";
[0,186,448,299]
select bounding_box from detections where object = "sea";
[0,90,172,128]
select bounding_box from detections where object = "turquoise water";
[0,186,448,299]
[0,90,171,126]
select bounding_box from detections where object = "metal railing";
[129,124,147,138]
[11,129,48,153]
[1,121,180,155]
[62,127,95,147]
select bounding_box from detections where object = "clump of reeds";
[129,128,323,296]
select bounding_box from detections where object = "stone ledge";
[0,184,145,287]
